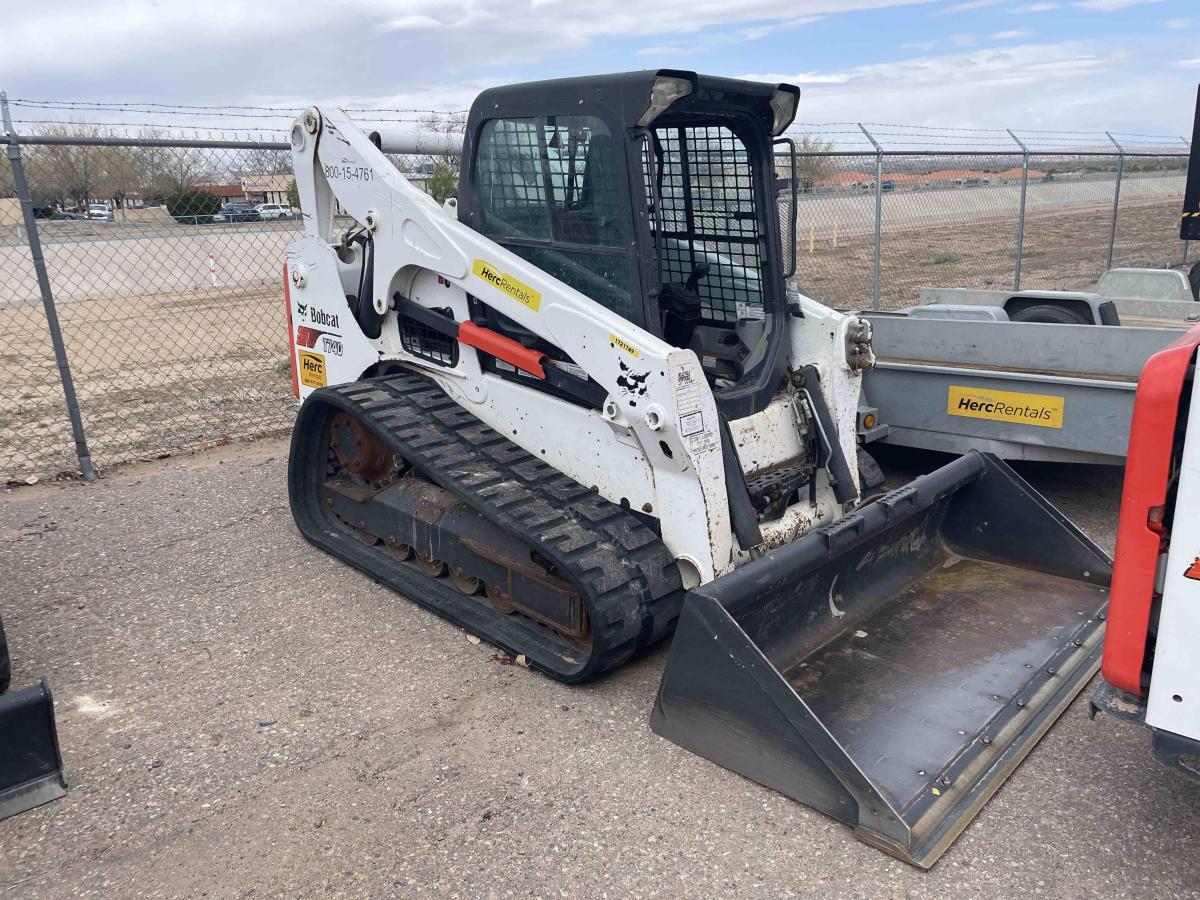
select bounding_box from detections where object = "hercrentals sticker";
[473,259,541,312]
[947,385,1064,429]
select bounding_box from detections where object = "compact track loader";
[284,71,1111,866]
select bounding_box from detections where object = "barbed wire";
[5,99,1189,152]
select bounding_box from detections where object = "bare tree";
[791,134,837,193]
[98,144,141,217]
[410,111,466,197]
[25,123,117,208]
[0,157,13,198]
[130,130,213,196]
[227,146,292,179]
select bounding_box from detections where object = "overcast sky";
[1,0,1197,139]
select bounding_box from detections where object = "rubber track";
[289,373,684,682]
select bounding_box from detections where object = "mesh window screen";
[651,125,765,324]
[475,119,551,240]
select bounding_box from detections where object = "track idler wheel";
[330,411,396,482]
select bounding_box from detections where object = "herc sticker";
[947,385,1064,429]
[298,350,327,388]
[473,259,541,311]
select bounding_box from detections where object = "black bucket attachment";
[652,452,1110,868]
[0,679,66,821]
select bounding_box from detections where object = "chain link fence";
[0,109,1193,483]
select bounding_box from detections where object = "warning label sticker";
[473,259,541,312]
[298,350,327,388]
[671,365,719,455]
[947,385,1064,429]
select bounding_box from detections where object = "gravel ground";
[1,438,1198,898]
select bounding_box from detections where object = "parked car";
[256,203,294,220]
[48,210,83,221]
[86,203,113,221]
[212,203,261,223]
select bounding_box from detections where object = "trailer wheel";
[0,615,10,694]
[1189,261,1200,301]
[1009,303,1091,325]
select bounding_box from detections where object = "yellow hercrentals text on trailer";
[946,385,1065,429]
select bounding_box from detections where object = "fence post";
[859,124,883,310]
[1184,137,1192,268]
[1105,132,1124,271]
[1,92,96,481]
[1007,129,1030,291]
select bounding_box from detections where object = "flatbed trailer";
[858,288,1199,464]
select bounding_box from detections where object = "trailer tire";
[1189,261,1200,301]
[0,615,10,694]
[1009,303,1091,325]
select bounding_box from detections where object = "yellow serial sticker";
[473,259,541,312]
[298,350,327,388]
[609,334,640,358]
[947,385,1063,429]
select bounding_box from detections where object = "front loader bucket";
[651,452,1110,868]
[0,679,66,821]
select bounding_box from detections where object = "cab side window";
[474,115,635,319]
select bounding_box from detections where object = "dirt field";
[0,189,1190,481]
[798,195,1190,308]
[0,285,294,481]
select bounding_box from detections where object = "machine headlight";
[637,76,693,127]
[769,88,799,136]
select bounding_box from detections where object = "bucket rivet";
[940,777,951,786]
[1072,639,1083,646]
[982,736,993,745]
[1047,667,1057,675]
[958,730,967,735]
[917,770,926,776]
[993,694,1003,700]
[1097,612,1106,621]
[1016,699,1027,708]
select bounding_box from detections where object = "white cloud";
[376,14,440,32]
[938,0,1004,12]
[1178,59,1200,70]
[992,28,1033,39]
[1075,0,1163,11]
[637,15,824,56]
[951,33,977,47]
[1009,2,1060,10]
[743,42,1193,135]
[0,0,951,102]
[1164,18,1198,30]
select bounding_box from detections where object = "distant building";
[205,184,248,202]
[241,174,293,205]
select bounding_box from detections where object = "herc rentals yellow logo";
[947,385,1064,429]
[473,259,541,312]
[297,350,326,388]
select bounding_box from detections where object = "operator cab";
[456,70,800,419]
